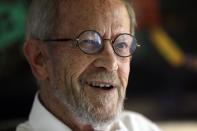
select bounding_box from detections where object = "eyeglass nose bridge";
[103,38,113,44]
[102,38,119,56]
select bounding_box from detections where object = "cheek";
[66,56,92,78]
[60,53,95,91]
[63,55,94,97]
[53,46,91,80]
[118,61,130,88]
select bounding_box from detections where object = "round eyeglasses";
[43,30,140,57]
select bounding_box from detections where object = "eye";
[113,40,131,57]
[78,39,102,54]
[115,42,128,49]
[77,30,103,54]
[79,39,101,51]
[81,39,101,48]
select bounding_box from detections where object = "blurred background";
[0,0,197,130]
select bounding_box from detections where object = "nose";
[93,41,118,71]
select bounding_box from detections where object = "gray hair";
[26,0,136,39]
[123,0,137,35]
[26,0,59,39]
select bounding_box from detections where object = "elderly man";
[16,0,161,130]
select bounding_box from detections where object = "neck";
[39,90,96,131]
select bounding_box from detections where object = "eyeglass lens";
[78,31,102,54]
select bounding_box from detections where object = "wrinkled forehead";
[56,0,130,37]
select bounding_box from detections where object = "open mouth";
[86,81,114,90]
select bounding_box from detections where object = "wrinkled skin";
[24,0,131,130]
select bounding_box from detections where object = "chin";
[83,96,124,125]
[87,101,124,130]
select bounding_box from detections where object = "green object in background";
[0,2,26,49]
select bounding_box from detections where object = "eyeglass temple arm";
[43,38,75,42]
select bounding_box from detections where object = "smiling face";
[41,0,131,127]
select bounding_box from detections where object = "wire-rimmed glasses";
[43,30,140,57]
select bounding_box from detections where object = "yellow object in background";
[150,27,185,67]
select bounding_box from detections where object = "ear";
[23,39,49,80]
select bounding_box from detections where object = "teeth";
[88,82,112,88]
[100,84,105,87]
[105,84,111,87]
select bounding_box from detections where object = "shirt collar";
[28,93,128,131]
[29,93,72,131]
